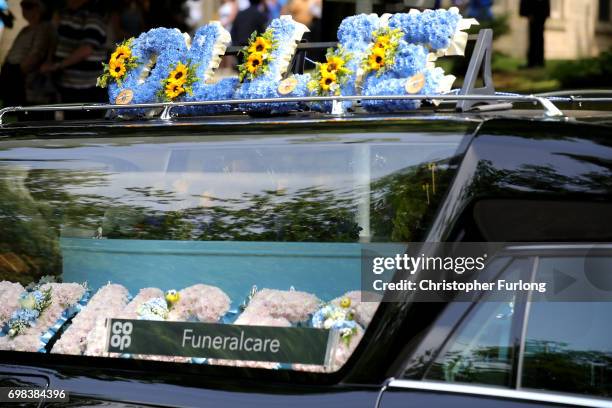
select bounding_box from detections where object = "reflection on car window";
[425,258,529,387]
[0,132,463,372]
[522,257,612,397]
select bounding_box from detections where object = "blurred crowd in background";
[0,0,327,109]
[0,0,608,113]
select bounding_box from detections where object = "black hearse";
[0,36,611,408]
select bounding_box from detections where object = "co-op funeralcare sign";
[107,319,333,365]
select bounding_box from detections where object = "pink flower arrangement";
[52,283,130,356]
[293,291,379,373]
[0,282,86,352]
[206,288,318,369]
[0,281,25,325]
[167,284,231,322]
[293,325,364,373]
[85,287,163,357]
[137,284,230,363]
[121,287,165,319]
[330,291,380,327]
[245,289,320,323]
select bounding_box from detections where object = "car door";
[379,245,612,408]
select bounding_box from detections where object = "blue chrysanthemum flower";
[422,66,446,94]
[108,27,189,114]
[389,8,462,52]
[11,308,40,322]
[389,42,429,78]
[234,17,310,112]
[177,23,239,115]
[361,75,422,112]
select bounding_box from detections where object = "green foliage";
[467,13,510,40]
[551,51,612,89]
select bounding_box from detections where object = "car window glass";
[425,257,530,387]
[521,256,612,397]
[0,132,463,373]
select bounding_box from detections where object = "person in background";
[109,0,144,43]
[41,0,107,117]
[467,0,493,21]
[520,0,550,67]
[266,0,286,20]
[0,0,14,39]
[231,0,268,46]
[283,0,322,54]
[219,0,238,71]
[283,0,313,27]
[219,0,238,33]
[0,0,55,108]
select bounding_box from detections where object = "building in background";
[494,0,612,59]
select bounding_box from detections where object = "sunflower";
[319,72,337,92]
[165,82,185,100]
[109,58,126,79]
[169,62,188,85]
[326,56,345,73]
[248,36,272,54]
[246,52,264,74]
[368,47,386,71]
[374,35,391,50]
[111,45,131,61]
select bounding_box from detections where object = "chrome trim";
[534,96,565,117]
[0,94,574,125]
[516,256,538,389]
[388,379,612,408]
[376,377,395,408]
[505,244,612,251]
[536,89,612,97]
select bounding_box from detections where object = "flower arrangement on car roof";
[157,61,199,102]
[362,27,403,76]
[238,29,278,82]
[93,8,477,115]
[97,38,139,88]
[388,8,463,52]
[307,47,352,96]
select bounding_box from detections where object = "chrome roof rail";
[0,93,578,125]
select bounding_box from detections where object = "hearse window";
[425,258,529,387]
[521,256,612,398]
[0,132,463,373]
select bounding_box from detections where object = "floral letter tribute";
[96,9,477,114]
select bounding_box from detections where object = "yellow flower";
[320,63,332,76]
[368,47,386,71]
[111,45,131,61]
[326,56,345,73]
[169,63,188,85]
[246,52,264,74]
[165,82,185,100]
[340,297,351,308]
[109,58,126,79]
[165,289,180,306]
[319,72,337,91]
[248,36,272,54]
[374,35,391,50]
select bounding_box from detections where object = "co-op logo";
[110,321,133,351]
